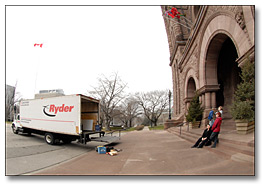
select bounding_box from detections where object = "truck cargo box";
[19,94,99,136]
[12,94,121,145]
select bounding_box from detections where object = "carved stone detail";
[235,11,246,30]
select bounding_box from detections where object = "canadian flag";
[34,43,43,48]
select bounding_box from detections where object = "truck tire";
[12,124,18,134]
[44,133,55,145]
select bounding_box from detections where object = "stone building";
[34,89,65,99]
[5,85,16,121]
[162,6,255,128]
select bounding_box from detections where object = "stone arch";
[205,34,241,107]
[204,31,238,85]
[198,14,250,88]
[184,68,199,99]
[187,77,196,98]
[184,68,199,114]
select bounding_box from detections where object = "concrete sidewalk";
[33,129,254,175]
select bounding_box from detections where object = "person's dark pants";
[193,137,208,148]
[210,132,219,148]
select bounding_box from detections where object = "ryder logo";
[43,104,74,117]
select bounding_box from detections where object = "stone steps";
[167,126,254,162]
[221,118,236,130]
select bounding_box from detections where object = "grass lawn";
[104,127,136,132]
[148,125,164,130]
[125,127,136,132]
[103,125,165,132]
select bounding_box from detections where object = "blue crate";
[98,146,106,154]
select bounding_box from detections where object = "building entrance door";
[216,38,241,108]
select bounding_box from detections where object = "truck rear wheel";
[44,133,55,145]
[12,124,18,134]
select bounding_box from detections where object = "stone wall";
[162,6,254,126]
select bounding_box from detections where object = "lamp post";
[168,90,171,120]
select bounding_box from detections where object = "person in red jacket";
[209,111,222,148]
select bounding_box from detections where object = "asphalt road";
[5,123,104,175]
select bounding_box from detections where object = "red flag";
[166,7,184,19]
[34,43,43,48]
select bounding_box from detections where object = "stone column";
[187,102,190,110]
[185,102,190,115]
[205,92,211,109]
[201,94,205,108]
[211,92,216,109]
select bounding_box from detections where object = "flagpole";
[33,43,43,98]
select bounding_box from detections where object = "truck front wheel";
[44,133,55,145]
[12,124,18,134]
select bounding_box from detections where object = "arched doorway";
[185,77,196,113]
[205,33,241,110]
[187,77,196,98]
[216,38,241,107]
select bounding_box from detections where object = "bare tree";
[88,73,127,130]
[136,90,169,127]
[118,95,142,128]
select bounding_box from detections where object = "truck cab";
[12,114,21,134]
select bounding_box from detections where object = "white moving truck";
[11,94,121,145]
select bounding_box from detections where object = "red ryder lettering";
[49,104,74,114]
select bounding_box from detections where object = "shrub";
[230,57,255,122]
[186,93,203,123]
[135,125,144,131]
[230,101,254,121]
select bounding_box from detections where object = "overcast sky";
[6,6,171,99]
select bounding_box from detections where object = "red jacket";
[211,117,222,132]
